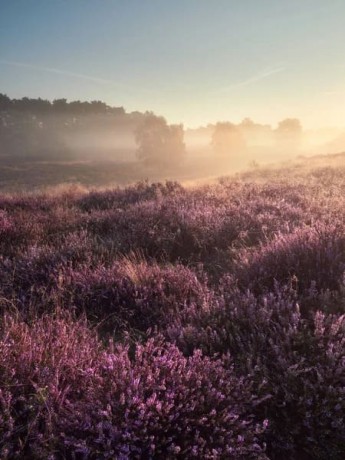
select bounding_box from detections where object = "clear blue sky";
[1,0,345,128]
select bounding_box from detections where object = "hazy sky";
[1,0,345,128]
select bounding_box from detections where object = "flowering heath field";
[0,163,344,459]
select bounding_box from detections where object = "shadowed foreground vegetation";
[0,160,345,459]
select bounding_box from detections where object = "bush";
[58,259,212,335]
[0,315,268,459]
[234,224,345,295]
[169,285,345,459]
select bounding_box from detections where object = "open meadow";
[0,155,344,459]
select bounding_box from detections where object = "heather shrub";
[74,178,336,274]
[84,191,304,272]
[0,231,94,315]
[0,194,54,212]
[0,314,102,459]
[0,211,14,244]
[301,280,345,316]
[0,315,268,459]
[60,338,268,459]
[168,283,300,358]
[234,224,345,296]
[169,286,345,459]
[0,209,45,256]
[0,202,83,257]
[83,198,217,263]
[59,259,212,335]
[77,181,184,212]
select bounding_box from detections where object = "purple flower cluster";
[0,315,267,459]
[0,164,345,458]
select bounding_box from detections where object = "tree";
[53,98,68,112]
[239,118,273,145]
[275,118,302,153]
[0,94,12,111]
[276,118,302,135]
[135,113,185,167]
[211,122,247,158]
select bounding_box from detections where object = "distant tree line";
[0,94,187,167]
[0,94,143,161]
[0,93,303,166]
[0,94,125,116]
[211,117,303,159]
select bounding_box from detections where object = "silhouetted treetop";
[0,94,125,115]
[135,113,186,167]
[276,118,302,135]
[275,118,302,152]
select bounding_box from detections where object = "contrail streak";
[0,58,131,89]
[214,66,285,94]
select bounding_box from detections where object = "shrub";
[0,314,102,459]
[0,315,268,459]
[0,231,94,316]
[60,338,268,459]
[168,285,345,459]
[77,181,184,212]
[234,224,345,295]
[58,260,212,335]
